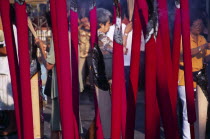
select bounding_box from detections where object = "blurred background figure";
[0,16,16,136]
[78,16,91,93]
[35,37,62,139]
[178,12,210,139]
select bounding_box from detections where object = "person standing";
[0,20,16,136]
[107,23,145,91]
[78,17,91,93]
[35,38,61,139]
[91,8,132,139]
[178,13,210,139]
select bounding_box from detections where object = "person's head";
[190,12,203,35]
[81,17,90,30]
[97,8,112,33]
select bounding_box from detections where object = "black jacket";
[91,44,110,91]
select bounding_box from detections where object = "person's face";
[43,45,47,51]
[191,19,203,35]
[100,20,111,33]
[81,17,90,29]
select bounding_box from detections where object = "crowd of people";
[0,1,210,139]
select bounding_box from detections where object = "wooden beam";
[10,0,47,4]
[30,73,42,138]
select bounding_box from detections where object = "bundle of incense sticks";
[27,17,38,38]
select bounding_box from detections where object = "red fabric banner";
[126,0,142,138]
[49,0,62,112]
[112,2,127,139]
[55,0,77,138]
[156,31,179,139]
[89,7,97,48]
[180,0,196,124]
[89,3,104,138]
[0,0,22,138]
[111,36,125,139]
[172,8,181,106]
[15,2,34,138]
[156,0,180,138]
[137,0,148,35]
[145,36,160,139]
[121,83,127,139]
[70,9,80,138]
[180,0,196,137]
[157,0,178,119]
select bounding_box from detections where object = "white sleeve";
[106,25,115,41]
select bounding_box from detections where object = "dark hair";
[45,11,52,28]
[10,4,16,25]
[97,8,112,29]
[190,10,202,27]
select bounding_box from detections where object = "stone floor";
[0,90,146,139]
[1,90,210,139]
[42,90,146,139]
